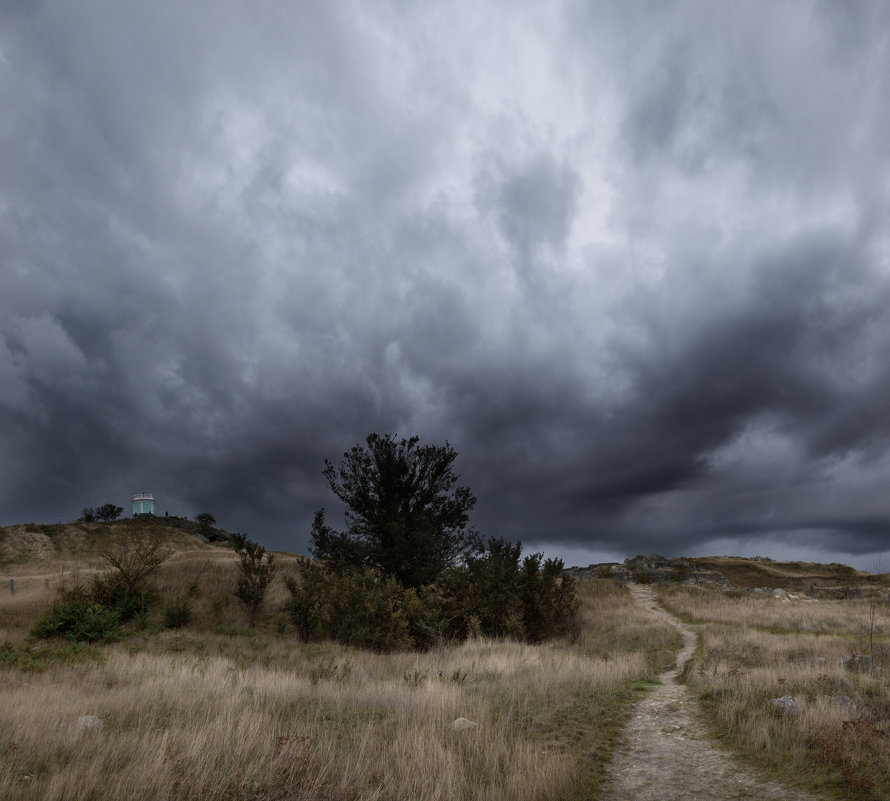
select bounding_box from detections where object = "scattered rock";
[826,695,856,711]
[568,555,731,586]
[769,696,799,714]
[840,654,873,672]
[77,715,104,732]
[451,717,476,731]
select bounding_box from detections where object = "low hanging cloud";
[1,1,888,569]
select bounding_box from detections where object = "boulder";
[769,696,799,715]
[840,654,873,672]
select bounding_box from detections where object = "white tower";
[132,492,155,516]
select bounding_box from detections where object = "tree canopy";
[310,433,479,589]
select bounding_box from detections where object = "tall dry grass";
[0,571,679,801]
[660,583,890,799]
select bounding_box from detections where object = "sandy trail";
[600,584,824,801]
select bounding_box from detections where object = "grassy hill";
[0,518,683,801]
[2,524,889,800]
[0,516,307,652]
[0,516,229,566]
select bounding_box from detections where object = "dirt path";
[600,584,824,801]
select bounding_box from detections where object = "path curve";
[600,584,824,801]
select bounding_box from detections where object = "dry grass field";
[659,582,890,800]
[0,542,680,801]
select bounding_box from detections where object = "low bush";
[286,537,579,651]
[31,585,121,642]
[163,595,193,629]
[441,538,579,643]
[231,533,276,627]
[92,575,155,623]
[285,565,433,651]
[31,576,157,642]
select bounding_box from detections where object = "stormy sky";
[2,1,889,569]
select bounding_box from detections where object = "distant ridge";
[568,553,887,599]
[0,517,231,565]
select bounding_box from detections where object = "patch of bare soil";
[601,585,825,801]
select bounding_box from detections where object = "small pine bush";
[441,538,579,643]
[31,586,121,642]
[31,576,159,643]
[231,533,276,627]
[91,576,155,622]
[285,565,435,651]
[163,596,193,629]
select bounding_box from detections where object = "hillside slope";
[0,516,229,566]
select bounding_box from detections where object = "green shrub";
[441,537,523,639]
[285,541,580,651]
[31,575,160,643]
[520,554,580,643]
[231,533,276,627]
[163,596,193,629]
[284,561,329,643]
[285,564,436,651]
[91,575,154,622]
[325,568,415,651]
[441,538,579,643]
[31,586,121,642]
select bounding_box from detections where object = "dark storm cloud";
[1,1,888,568]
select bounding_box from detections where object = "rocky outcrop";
[567,554,731,587]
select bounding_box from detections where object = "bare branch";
[99,530,174,591]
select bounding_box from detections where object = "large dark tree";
[311,434,479,589]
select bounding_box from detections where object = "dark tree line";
[285,433,579,650]
[79,504,124,523]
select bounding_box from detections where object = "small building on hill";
[132,492,155,516]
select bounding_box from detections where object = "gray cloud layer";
[2,1,889,567]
